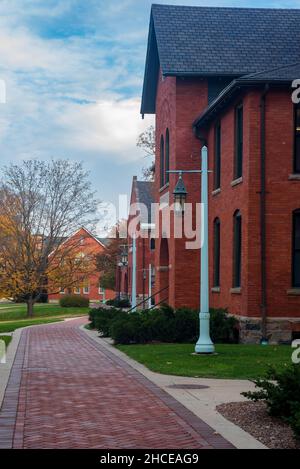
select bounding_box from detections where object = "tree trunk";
[27,297,34,318]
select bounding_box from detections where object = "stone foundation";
[236,316,300,345]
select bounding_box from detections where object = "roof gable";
[130,177,155,224]
[141,5,300,114]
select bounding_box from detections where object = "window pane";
[295,107,300,173]
[295,213,300,250]
[165,130,170,184]
[294,252,300,287]
[213,219,220,287]
[293,212,300,287]
[233,212,242,288]
[235,105,243,179]
[160,136,165,188]
[214,123,221,190]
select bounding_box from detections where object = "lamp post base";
[195,343,215,355]
[195,312,215,354]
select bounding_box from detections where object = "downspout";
[142,237,145,309]
[260,84,269,344]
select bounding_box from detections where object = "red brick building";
[119,177,155,307]
[138,5,300,343]
[49,227,115,304]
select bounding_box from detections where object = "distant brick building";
[137,4,300,343]
[119,177,155,307]
[49,227,115,304]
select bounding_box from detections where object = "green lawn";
[117,343,292,380]
[0,304,89,333]
[0,335,12,347]
[0,318,66,333]
[0,304,89,321]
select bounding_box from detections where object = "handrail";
[147,297,169,311]
[127,285,169,313]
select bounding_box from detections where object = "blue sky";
[0,0,299,218]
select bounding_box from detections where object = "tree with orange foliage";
[0,159,98,317]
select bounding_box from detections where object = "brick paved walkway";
[0,319,234,449]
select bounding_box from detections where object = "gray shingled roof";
[96,237,111,247]
[135,180,155,224]
[141,5,300,114]
[242,62,300,82]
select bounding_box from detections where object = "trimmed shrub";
[142,305,175,343]
[111,313,151,345]
[89,307,124,336]
[290,404,300,439]
[210,308,239,344]
[106,298,131,308]
[60,295,89,308]
[173,308,199,343]
[242,365,300,439]
[88,304,238,346]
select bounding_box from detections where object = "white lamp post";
[131,234,137,312]
[195,146,215,354]
[168,145,215,354]
[148,264,152,309]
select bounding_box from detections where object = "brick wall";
[207,87,300,325]
[155,72,208,308]
[148,70,300,333]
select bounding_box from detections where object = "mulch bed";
[217,401,300,450]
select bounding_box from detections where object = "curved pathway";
[0,319,234,449]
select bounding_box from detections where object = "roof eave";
[164,71,243,78]
[193,78,292,129]
[140,11,159,115]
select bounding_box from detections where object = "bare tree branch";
[0,159,99,316]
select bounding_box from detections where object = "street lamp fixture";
[121,248,128,266]
[173,172,188,214]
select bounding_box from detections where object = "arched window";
[160,135,165,188]
[233,210,242,288]
[165,129,170,184]
[150,238,156,251]
[214,122,221,190]
[234,103,243,179]
[213,218,221,287]
[294,105,300,173]
[292,209,300,287]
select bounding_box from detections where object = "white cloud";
[58,98,153,163]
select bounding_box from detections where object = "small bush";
[242,365,300,439]
[173,308,199,343]
[106,298,131,308]
[290,404,300,439]
[59,295,89,308]
[210,308,239,344]
[145,305,175,343]
[89,307,124,336]
[111,313,151,345]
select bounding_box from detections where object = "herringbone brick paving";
[0,319,234,449]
